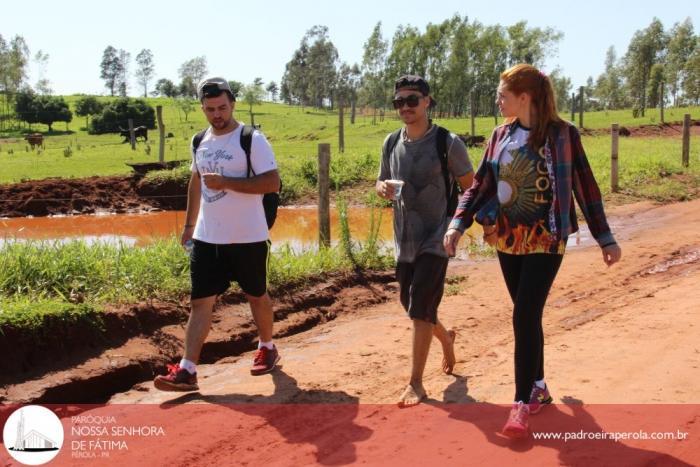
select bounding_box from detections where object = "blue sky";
[3,0,698,96]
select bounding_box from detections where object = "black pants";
[498,251,564,403]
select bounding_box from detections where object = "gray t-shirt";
[378,125,473,263]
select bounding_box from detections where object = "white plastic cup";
[386,179,405,200]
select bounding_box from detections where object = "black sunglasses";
[392,94,423,109]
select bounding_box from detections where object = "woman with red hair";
[444,64,621,438]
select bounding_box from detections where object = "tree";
[100,46,120,96]
[305,26,339,108]
[623,18,668,116]
[548,67,572,112]
[0,34,31,127]
[241,81,265,124]
[135,49,155,97]
[74,96,105,129]
[178,77,196,99]
[117,49,130,97]
[336,62,361,123]
[35,95,72,131]
[33,50,51,95]
[228,80,244,98]
[15,91,72,131]
[281,42,310,106]
[89,98,155,134]
[506,21,563,67]
[682,47,700,104]
[174,98,195,122]
[178,56,208,98]
[646,63,665,108]
[154,78,178,98]
[594,46,626,109]
[666,18,697,106]
[266,81,278,101]
[361,22,389,123]
[281,26,338,108]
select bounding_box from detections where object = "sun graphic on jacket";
[497,147,545,226]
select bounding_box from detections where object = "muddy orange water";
[0,208,398,250]
[0,208,590,251]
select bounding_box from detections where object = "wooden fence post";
[338,99,345,153]
[318,143,331,248]
[156,105,165,163]
[128,119,136,150]
[470,91,476,137]
[571,93,576,123]
[579,86,584,129]
[659,82,665,124]
[611,124,619,192]
[682,114,691,168]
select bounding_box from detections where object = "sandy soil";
[110,198,700,407]
[3,199,700,466]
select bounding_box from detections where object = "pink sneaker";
[529,383,553,414]
[502,401,530,438]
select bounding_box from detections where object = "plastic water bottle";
[184,239,194,254]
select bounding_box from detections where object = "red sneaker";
[529,383,553,414]
[502,402,530,438]
[250,345,280,375]
[154,364,198,391]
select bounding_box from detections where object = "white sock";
[535,379,546,389]
[179,358,196,374]
[258,340,274,350]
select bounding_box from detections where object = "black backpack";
[192,125,281,229]
[383,125,460,216]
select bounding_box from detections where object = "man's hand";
[181,225,195,247]
[202,172,227,190]
[443,229,463,257]
[602,243,622,266]
[376,180,396,200]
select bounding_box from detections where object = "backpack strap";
[435,125,459,216]
[240,124,255,177]
[191,128,208,176]
[383,129,402,161]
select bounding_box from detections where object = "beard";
[210,115,232,130]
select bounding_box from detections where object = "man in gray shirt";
[376,75,474,407]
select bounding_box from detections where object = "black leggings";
[497,251,564,403]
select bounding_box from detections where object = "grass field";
[1,97,697,332]
[0,97,698,202]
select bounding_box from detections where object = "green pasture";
[0,97,697,203]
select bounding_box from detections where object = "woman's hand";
[482,225,497,246]
[443,229,463,257]
[602,243,622,266]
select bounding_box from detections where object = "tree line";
[279,15,699,123]
[2,16,698,133]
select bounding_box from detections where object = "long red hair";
[500,64,563,150]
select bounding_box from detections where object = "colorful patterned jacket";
[448,121,617,248]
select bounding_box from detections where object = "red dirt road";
[69,198,700,466]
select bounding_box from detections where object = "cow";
[119,126,148,143]
[457,134,485,147]
[24,133,44,149]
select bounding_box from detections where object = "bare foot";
[441,330,457,374]
[398,383,427,408]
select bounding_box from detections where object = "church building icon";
[10,409,58,452]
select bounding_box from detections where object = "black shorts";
[396,254,448,324]
[190,239,270,299]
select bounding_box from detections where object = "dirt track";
[3,199,700,466]
[107,198,700,407]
